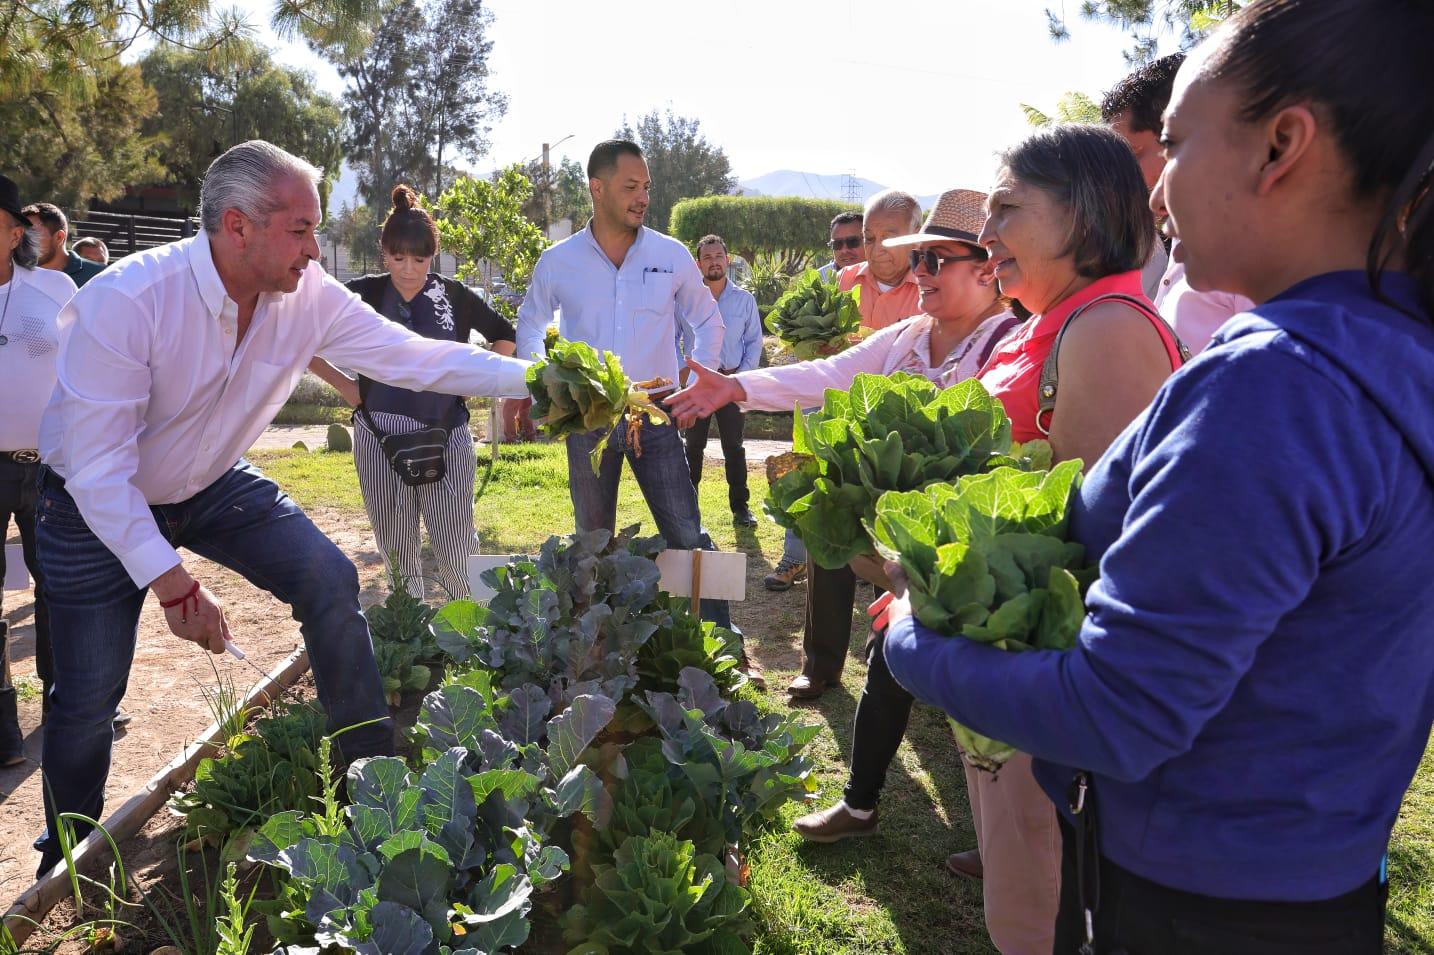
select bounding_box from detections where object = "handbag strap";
[1036,292,1192,436]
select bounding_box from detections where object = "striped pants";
[353,410,478,600]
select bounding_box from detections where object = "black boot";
[0,687,24,766]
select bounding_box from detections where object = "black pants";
[0,458,50,701]
[801,560,857,681]
[684,398,749,511]
[1054,816,1387,954]
[840,597,909,813]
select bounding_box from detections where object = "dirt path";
[1,425,801,909]
[0,507,393,905]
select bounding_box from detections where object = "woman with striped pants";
[311,184,516,599]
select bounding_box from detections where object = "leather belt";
[4,450,40,465]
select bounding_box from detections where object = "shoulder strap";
[1036,293,1191,436]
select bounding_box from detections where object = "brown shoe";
[793,802,879,843]
[738,650,766,690]
[945,848,983,881]
[763,558,807,592]
[786,674,832,700]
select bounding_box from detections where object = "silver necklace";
[0,266,14,347]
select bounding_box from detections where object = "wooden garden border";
[2,645,312,947]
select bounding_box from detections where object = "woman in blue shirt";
[313,185,516,599]
[883,0,1434,951]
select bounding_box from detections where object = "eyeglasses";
[397,301,411,323]
[828,236,862,251]
[908,249,984,275]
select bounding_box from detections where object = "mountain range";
[737,169,940,208]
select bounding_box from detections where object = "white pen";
[223,638,246,660]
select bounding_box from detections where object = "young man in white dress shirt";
[31,141,532,875]
[0,175,76,767]
[516,140,740,639]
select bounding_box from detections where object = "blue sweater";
[885,271,1434,901]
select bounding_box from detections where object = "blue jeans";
[566,418,734,631]
[782,527,807,566]
[33,461,392,870]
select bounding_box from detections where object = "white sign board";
[4,543,29,591]
[466,549,747,603]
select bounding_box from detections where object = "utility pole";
[541,141,552,237]
[842,170,861,202]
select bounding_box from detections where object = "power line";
[841,170,861,202]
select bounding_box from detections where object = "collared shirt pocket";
[243,358,298,420]
[638,269,675,316]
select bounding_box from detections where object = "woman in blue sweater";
[883,0,1434,951]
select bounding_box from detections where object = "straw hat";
[882,188,988,248]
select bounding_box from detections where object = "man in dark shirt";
[23,203,105,287]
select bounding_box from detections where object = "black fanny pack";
[357,405,450,486]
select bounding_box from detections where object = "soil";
[0,506,396,914]
[2,427,812,950]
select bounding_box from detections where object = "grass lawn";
[248,440,1434,955]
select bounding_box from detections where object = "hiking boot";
[793,802,879,843]
[763,558,807,592]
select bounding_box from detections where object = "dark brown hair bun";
[391,184,419,213]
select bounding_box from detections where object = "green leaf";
[375,842,454,939]
[545,694,617,780]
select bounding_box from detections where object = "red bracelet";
[159,580,201,622]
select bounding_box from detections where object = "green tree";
[1020,91,1102,127]
[1047,1,1243,63]
[432,167,548,322]
[615,110,736,238]
[326,200,380,274]
[669,195,857,271]
[0,55,163,209]
[522,156,590,234]
[327,0,506,206]
[140,41,345,216]
[1,0,381,101]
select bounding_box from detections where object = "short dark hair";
[587,140,644,180]
[830,211,862,231]
[696,234,726,254]
[1208,0,1434,319]
[999,123,1154,279]
[1100,52,1187,133]
[72,236,108,262]
[21,201,67,237]
[380,183,438,258]
[3,209,40,268]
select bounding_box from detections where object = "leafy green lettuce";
[525,337,670,473]
[869,461,1094,772]
[765,374,1050,569]
[763,268,863,359]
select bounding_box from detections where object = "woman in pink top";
[945,125,1183,955]
[672,188,1016,683]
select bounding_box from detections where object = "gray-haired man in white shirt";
[31,141,531,875]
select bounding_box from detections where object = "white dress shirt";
[0,265,75,451]
[1153,248,1254,354]
[39,234,531,588]
[516,223,723,385]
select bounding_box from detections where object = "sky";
[224,0,1177,200]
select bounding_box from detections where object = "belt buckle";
[10,450,39,465]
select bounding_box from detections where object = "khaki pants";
[964,752,1062,955]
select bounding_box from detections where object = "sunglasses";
[908,248,984,275]
[828,236,863,251]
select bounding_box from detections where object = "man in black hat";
[0,175,77,767]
